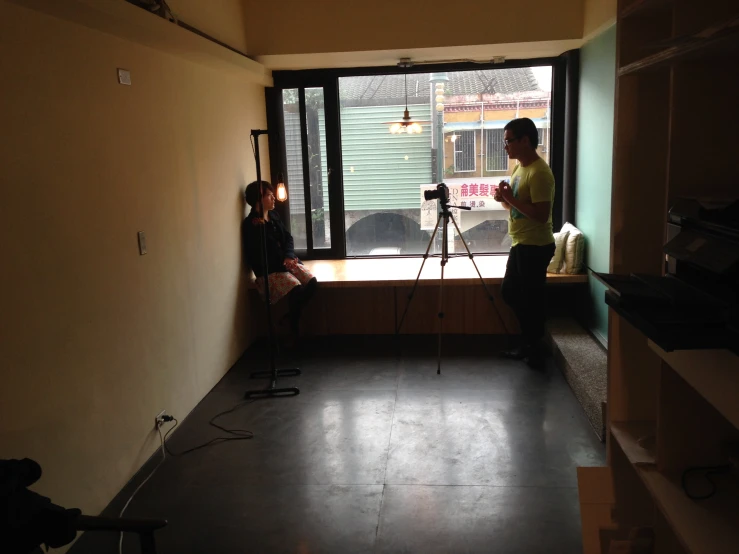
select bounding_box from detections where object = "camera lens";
[424,189,440,201]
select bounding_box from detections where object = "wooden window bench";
[297,257,588,287]
[249,256,587,335]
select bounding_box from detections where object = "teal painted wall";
[575,24,616,347]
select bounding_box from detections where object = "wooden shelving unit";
[610,421,657,466]
[619,15,739,75]
[578,1,739,552]
[619,0,673,20]
[648,342,739,430]
[638,466,739,554]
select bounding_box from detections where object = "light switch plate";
[117,68,131,85]
[137,231,147,255]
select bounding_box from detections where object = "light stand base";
[244,367,301,399]
[244,384,300,400]
[250,368,301,379]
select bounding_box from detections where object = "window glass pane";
[338,66,552,256]
[305,87,331,249]
[282,89,307,250]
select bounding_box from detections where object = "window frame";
[269,57,568,260]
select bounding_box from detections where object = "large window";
[276,65,554,257]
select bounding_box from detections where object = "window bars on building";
[538,126,549,153]
[454,130,476,173]
[485,129,507,172]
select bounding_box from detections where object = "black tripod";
[396,183,509,374]
[244,130,300,399]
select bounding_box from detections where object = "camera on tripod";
[400,182,506,374]
[423,182,450,205]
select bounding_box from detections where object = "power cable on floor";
[117,426,167,554]
[116,400,255,553]
[163,400,255,457]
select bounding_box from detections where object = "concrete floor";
[71,335,605,554]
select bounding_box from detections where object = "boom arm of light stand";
[251,130,287,202]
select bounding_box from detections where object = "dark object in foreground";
[1,458,166,554]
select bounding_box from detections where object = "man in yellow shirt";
[494,118,555,368]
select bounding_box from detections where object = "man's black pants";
[501,242,556,347]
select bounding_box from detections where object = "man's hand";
[494,182,511,210]
[498,182,515,204]
[496,180,550,223]
[284,257,298,270]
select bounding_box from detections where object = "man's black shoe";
[500,346,530,360]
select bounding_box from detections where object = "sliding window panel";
[282,88,309,251]
[303,87,332,251]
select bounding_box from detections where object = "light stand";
[396,183,510,374]
[244,129,300,399]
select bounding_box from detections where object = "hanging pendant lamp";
[383,73,430,134]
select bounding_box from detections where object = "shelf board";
[11,0,271,85]
[611,419,739,553]
[648,341,739,430]
[619,16,739,75]
[637,466,739,554]
[611,421,657,466]
[620,0,673,20]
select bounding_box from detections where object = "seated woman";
[242,180,317,343]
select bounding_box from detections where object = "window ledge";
[250,256,588,288]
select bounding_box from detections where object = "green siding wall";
[341,105,432,211]
[575,25,616,347]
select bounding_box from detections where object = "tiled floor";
[71,335,605,554]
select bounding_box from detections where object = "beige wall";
[245,0,584,56]
[168,0,249,54]
[0,0,264,537]
[583,0,617,39]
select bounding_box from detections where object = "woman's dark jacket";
[241,210,295,278]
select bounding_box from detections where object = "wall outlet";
[117,68,131,85]
[155,410,167,429]
[138,231,147,255]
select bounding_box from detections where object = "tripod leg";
[396,212,443,335]
[448,214,511,337]
[437,211,449,375]
[437,259,445,375]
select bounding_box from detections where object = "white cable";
[117,424,168,554]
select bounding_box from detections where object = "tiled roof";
[340,68,540,107]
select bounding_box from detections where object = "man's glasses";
[503,137,520,146]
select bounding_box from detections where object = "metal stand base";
[244,366,301,399]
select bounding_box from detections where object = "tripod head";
[424,182,472,216]
[423,182,449,205]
